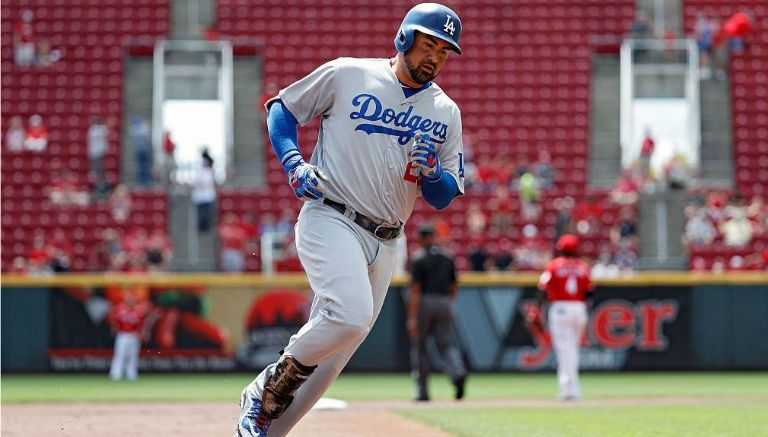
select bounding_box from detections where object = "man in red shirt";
[535,234,595,400]
[640,128,655,179]
[218,213,248,272]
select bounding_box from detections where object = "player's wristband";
[281,152,304,174]
[422,158,443,182]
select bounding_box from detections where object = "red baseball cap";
[556,234,580,255]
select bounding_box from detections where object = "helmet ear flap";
[394,27,414,52]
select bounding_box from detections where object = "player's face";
[405,33,452,84]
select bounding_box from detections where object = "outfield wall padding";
[1,274,766,372]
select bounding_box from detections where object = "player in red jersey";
[535,234,594,400]
[108,291,152,381]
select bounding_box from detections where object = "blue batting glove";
[409,135,442,181]
[288,161,328,201]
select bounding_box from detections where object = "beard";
[405,55,437,85]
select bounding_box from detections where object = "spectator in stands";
[466,202,487,237]
[146,228,173,271]
[218,213,248,273]
[191,151,217,232]
[711,256,726,273]
[728,255,748,272]
[518,170,541,223]
[724,11,753,55]
[163,130,176,187]
[746,194,766,223]
[26,235,52,276]
[663,152,692,190]
[683,206,717,247]
[613,239,639,275]
[573,193,604,236]
[611,207,638,246]
[9,256,28,274]
[514,224,551,271]
[35,37,61,67]
[275,210,297,235]
[13,9,36,68]
[24,114,48,152]
[611,168,641,205]
[91,228,123,272]
[467,239,489,272]
[49,245,71,273]
[639,128,655,179]
[492,153,515,189]
[553,196,575,241]
[720,208,754,247]
[5,116,26,152]
[122,226,148,262]
[694,14,715,79]
[473,154,494,192]
[591,247,620,279]
[493,239,514,271]
[724,193,748,218]
[88,116,109,181]
[705,190,728,223]
[690,256,708,272]
[489,185,513,232]
[258,213,278,237]
[49,228,73,273]
[240,211,260,242]
[48,170,88,207]
[433,218,452,246]
[130,116,153,186]
[110,184,132,223]
[533,149,555,190]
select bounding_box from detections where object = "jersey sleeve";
[537,269,552,291]
[278,59,338,126]
[438,105,465,195]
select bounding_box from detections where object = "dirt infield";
[2,397,764,437]
[0,401,450,437]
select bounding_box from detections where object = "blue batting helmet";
[394,3,462,55]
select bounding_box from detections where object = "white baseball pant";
[244,201,397,436]
[109,332,141,381]
[548,301,588,400]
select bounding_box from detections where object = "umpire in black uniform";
[407,223,467,401]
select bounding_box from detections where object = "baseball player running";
[535,234,594,401]
[236,3,465,436]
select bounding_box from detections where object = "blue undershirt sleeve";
[421,174,459,210]
[266,99,304,173]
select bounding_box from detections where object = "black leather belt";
[322,198,402,241]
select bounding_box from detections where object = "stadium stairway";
[638,190,688,269]
[230,56,266,187]
[699,76,734,187]
[588,54,622,189]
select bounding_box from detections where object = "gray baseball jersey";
[278,57,465,226]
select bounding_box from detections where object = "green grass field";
[3,372,768,436]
